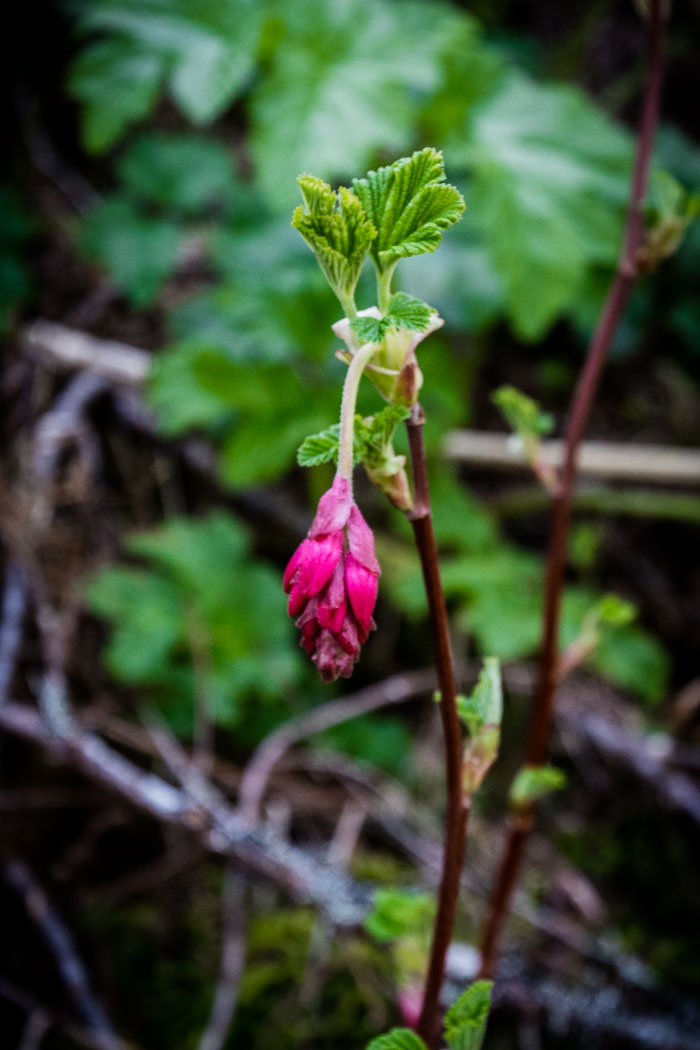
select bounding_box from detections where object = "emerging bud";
[332,307,443,406]
[284,476,380,682]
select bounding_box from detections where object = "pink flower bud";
[284,476,380,682]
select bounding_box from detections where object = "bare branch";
[5,859,122,1050]
[0,700,371,927]
[197,867,247,1050]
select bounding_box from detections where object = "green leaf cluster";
[297,406,410,471]
[85,512,302,734]
[366,980,493,1050]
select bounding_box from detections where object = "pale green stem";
[377,263,396,314]
[336,342,377,484]
[338,291,358,321]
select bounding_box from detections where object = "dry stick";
[197,866,247,1050]
[5,859,122,1050]
[478,0,667,980]
[238,668,437,824]
[406,405,470,1046]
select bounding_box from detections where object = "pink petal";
[309,477,352,537]
[345,554,378,633]
[347,506,380,573]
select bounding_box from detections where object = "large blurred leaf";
[117,132,237,213]
[452,72,633,339]
[71,0,263,148]
[79,196,181,305]
[86,512,301,732]
[249,0,465,208]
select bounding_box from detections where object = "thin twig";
[406,405,468,1045]
[238,668,437,824]
[197,866,247,1050]
[5,860,121,1050]
[0,700,372,927]
[479,0,668,979]
[0,561,27,709]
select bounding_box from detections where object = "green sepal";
[509,764,567,809]
[444,980,493,1050]
[352,148,464,274]
[292,175,375,308]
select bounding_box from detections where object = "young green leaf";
[349,294,435,343]
[297,423,342,467]
[444,980,493,1050]
[366,1031,427,1050]
[352,148,465,272]
[492,385,554,440]
[509,764,567,809]
[385,292,435,332]
[292,176,375,308]
[457,657,502,737]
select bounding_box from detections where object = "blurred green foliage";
[85,512,303,734]
[70,0,693,730]
[0,188,34,332]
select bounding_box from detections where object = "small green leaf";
[444,980,493,1050]
[353,147,465,272]
[349,294,435,344]
[456,658,502,737]
[349,315,386,344]
[492,385,554,440]
[509,764,567,809]
[292,176,375,307]
[297,424,342,467]
[367,1031,427,1050]
[385,291,435,332]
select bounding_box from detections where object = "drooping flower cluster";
[284,476,380,682]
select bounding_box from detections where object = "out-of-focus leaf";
[68,38,163,152]
[79,196,181,305]
[365,889,435,944]
[71,0,263,146]
[86,512,302,733]
[117,132,237,213]
[453,72,632,339]
[250,0,464,208]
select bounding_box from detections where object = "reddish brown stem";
[406,405,469,1045]
[478,0,667,980]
